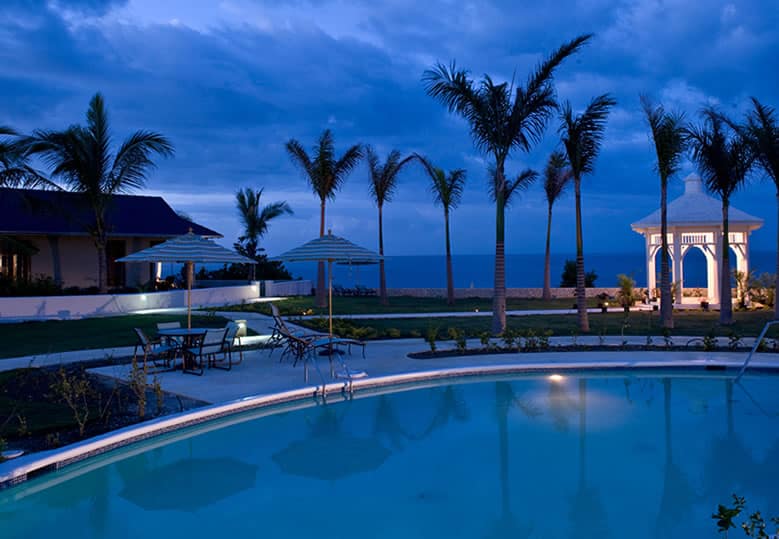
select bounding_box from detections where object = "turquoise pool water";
[3,370,779,538]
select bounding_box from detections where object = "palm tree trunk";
[316,199,327,308]
[248,242,257,281]
[574,177,589,332]
[444,208,454,305]
[543,203,553,301]
[775,192,779,320]
[378,203,388,305]
[492,164,507,335]
[720,199,733,325]
[660,179,673,328]
[96,239,107,294]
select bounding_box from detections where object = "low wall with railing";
[0,283,261,321]
[384,287,621,299]
[263,280,313,297]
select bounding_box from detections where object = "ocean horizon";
[282,250,776,290]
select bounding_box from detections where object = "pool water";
[3,371,779,538]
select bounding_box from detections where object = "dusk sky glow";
[2,0,777,256]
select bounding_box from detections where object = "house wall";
[26,235,160,288]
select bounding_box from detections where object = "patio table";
[158,327,208,374]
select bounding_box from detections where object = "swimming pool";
[3,369,779,538]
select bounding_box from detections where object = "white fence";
[263,280,313,297]
[0,284,260,321]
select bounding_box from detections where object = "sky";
[1,0,777,257]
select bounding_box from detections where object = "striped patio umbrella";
[272,231,381,338]
[118,231,254,328]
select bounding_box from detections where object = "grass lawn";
[0,314,244,360]
[225,295,600,316]
[296,309,779,341]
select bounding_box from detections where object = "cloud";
[0,0,776,259]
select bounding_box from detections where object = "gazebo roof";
[631,173,763,231]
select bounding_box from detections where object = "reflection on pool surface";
[4,371,779,538]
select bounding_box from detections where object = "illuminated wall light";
[548,374,564,383]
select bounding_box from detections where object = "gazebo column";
[646,235,656,296]
[714,234,723,305]
[672,230,682,304]
[706,247,718,303]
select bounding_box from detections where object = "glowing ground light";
[548,374,565,383]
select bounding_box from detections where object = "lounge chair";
[276,324,366,380]
[132,328,176,371]
[268,303,322,360]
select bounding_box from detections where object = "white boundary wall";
[264,280,313,297]
[0,284,260,321]
[385,287,620,299]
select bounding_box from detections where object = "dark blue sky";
[2,0,777,256]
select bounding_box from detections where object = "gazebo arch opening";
[631,173,763,308]
[681,246,708,302]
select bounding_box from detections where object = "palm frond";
[109,130,173,194]
[743,97,779,185]
[687,108,754,200]
[490,167,537,206]
[367,147,411,205]
[544,150,572,205]
[641,95,686,184]
[559,94,616,178]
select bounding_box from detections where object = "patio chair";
[185,327,230,374]
[132,328,176,371]
[268,303,322,360]
[225,321,245,365]
[156,321,184,353]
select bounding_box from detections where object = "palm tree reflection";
[372,386,468,449]
[568,379,610,539]
[484,381,538,539]
[654,378,696,538]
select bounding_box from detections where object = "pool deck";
[87,336,779,405]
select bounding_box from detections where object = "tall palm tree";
[737,98,779,319]
[415,154,467,305]
[559,94,616,332]
[423,34,592,334]
[25,93,173,292]
[365,146,414,305]
[285,130,362,307]
[687,108,753,325]
[542,151,572,300]
[235,187,292,280]
[642,96,687,329]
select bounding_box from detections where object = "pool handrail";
[736,320,779,381]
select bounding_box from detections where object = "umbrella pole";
[187,261,193,330]
[328,259,333,341]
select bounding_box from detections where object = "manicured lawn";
[0,314,243,359]
[226,295,600,316]
[296,309,778,341]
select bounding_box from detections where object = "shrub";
[479,331,491,349]
[662,327,673,348]
[50,367,92,438]
[501,329,517,350]
[128,357,148,419]
[448,328,467,353]
[523,329,539,351]
[386,328,401,338]
[616,274,637,309]
[560,260,597,288]
[539,330,552,350]
[425,326,439,352]
[748,272,776,307]
[703,328,717,351]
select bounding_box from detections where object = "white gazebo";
[631,173,763,305]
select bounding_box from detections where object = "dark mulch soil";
[1,360,206,455]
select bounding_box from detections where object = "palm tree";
[687,108,753,325]
[737,98,779,319]
[642,96,687,329]
[365,146,414,305]
[415,154,467,305]
[0,126,53,188]
[559,94,616,332]
[423,34,592,334]
[285,130,362,308]
[25,93,173,292]
[235,187,292,280]
[542,151,572,300]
